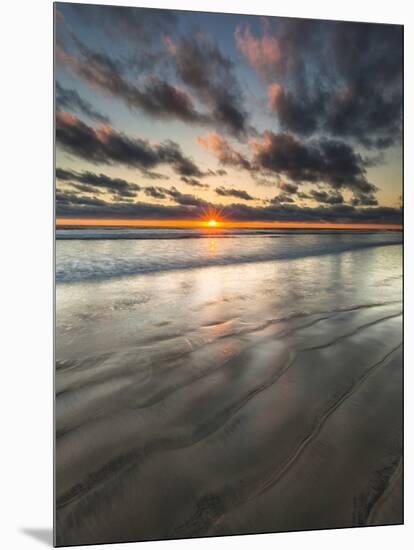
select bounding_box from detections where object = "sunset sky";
[55,3,403,227]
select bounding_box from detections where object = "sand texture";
[55,244,402,546]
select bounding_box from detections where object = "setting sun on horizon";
[55,218,402,230]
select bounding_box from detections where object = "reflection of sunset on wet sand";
[56,229,402,545]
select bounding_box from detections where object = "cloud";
[215,187,255,201]
[56,43,206,125]
[214,169,228,176]
[143,186,168,199]
[252,131,377,196]
[57,27,250,136]
[55,169,211,205]
[278,182,298,194]
[180,176,209,189]
[351,194,379,206]
[137,76,206,123]
[163,187,208,207]
[140,170,170,181]
[67,4,177,44]
[252,174,278,187]
[66,182,104,195]
[167,35,248,136]
[235,21,281,82]
[238,19,402,148]
[142,185,208,207]
[56,112,204,177]
[56,190,107,208]
[55,82,110,124]
[324,22,402,148]
[270,193,295,204]
[56,167,140,197]
[58,4,177,72]
[56,192,402,225]
[308,189,344,205]
[197,132,251,170]
[267,83,325,137]
[198,129,378,201]
[222,203,402,225]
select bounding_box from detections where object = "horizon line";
[56,218,403,230]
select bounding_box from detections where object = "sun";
[201,206,224,227]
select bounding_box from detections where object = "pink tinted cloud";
[163,35,177,55]
[267,83,284,110]
[56,111,79,126]
[235,20,281,82]
[197,132,251,170]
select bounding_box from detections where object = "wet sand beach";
[55,236,402,546]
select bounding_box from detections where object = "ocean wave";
[56,234,402,283]
[56,227,400,240]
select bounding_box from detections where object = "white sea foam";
[56,229,402,283]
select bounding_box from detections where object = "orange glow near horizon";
[56,218,402,230]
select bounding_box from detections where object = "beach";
[55,230,403,546]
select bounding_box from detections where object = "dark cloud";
[163,187,208,207]
[158,142,205,177]
[56,112,204,177]
[56,44,206,124]
[167,35,248,136]
[279,182,298,194]
[238,19,402,148]
[55,82,110,124]
[221,203,402,225]
[197,128,379,200]
[143,185,208,207]
[57,27,249,135]
[141,170,170,181]
[325,21,402,148]
[56,195,189,220]
[56,167,140,198]
[67,183,104,195]
[55,167,76,181]
[143,186,168,199]
[56,192,402,225]
[215,187,255,201]
[309,189,344,205]
[351,194,379,206]
[198,130,379,202]
[112,196,134,203]
[67,4,177,44]
[267,83,326,137]
[56,190,107,208]
[252,132,377,196]
[136,76,207,123]
[270,193,295,204]
[180,177,209,189]
[60,4,177,72]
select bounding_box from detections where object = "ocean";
[56,227,402,283]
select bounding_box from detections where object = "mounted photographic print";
[54,2,403,546]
